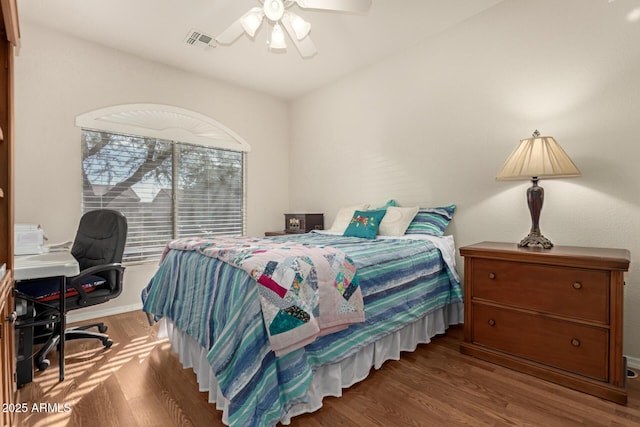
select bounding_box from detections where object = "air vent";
[184,29,216,50]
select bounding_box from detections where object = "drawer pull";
[572,282,583,290]
[488,272,496,280]
[571,338,581,347]
[488,319,496,326]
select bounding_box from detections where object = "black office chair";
[17,209,128,371]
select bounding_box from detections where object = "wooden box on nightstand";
[284,213,323,233]
[459,241,630,404]
[265,213,324,236]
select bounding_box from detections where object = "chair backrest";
[71,209,128,285]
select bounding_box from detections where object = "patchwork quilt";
[162,237,364,355]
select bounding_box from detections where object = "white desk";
[14,251,79,383]
[14,252,79,281]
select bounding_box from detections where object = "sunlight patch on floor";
[20,325,168,427]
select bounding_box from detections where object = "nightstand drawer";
[472,259,609,323]
[472,303,608,381]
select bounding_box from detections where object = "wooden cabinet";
[0,1,19,425]
[460,241,630,404]
[1,275,15,427]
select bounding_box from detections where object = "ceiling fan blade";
[293,0,372,13]
[215,18,246,45]
[281,14,318,58]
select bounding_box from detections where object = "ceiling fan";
[214,0,373,58]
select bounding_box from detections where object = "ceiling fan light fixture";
[240,7,264,37]
[216,0,371,57]
[286,12,311,40]
[269,23,287,50]
[264,0,285,21]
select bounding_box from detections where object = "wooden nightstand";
[459,241,630,404]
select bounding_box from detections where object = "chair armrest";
[68,263,125,305]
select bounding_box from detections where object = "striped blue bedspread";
[141,232,463,426]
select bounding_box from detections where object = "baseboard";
[67,303,142,324]
[627,356,640,371]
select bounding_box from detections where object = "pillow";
[405,205,456,236]
[343,209,387,239]
[378,206,419,236]
[327,204,370,233]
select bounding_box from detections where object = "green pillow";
[377,199,397,209]
[343,209,387,239]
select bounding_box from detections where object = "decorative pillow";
[343,209,387,239]
[327,204,370,233]
[405,205,456,236]
[378,206,419,236]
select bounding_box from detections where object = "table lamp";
[496,130,581,248]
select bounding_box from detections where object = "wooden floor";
[14,310,640,426]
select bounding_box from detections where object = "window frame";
[76,104,250,264]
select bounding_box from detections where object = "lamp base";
[518,177,553,249]
[518,233,553,249]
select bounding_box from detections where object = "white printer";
[14,223,46,255]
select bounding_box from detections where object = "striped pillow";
[404,205,456,236]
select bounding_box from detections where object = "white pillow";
[378,206,419,236]
[327,204,370,233]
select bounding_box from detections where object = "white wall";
[14,23,290,319]
[290,0,640,359]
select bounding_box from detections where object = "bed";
[142,227,463,426]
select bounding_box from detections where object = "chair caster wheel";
[103,339,113,348]
[37,359,50,371]
[98,325,108,333]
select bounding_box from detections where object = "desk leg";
[58,275,65,382]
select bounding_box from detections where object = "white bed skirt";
[158,302,464,425]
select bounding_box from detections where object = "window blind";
[176,142,244,238]
[81,130,244,262]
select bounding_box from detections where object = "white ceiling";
[18,0,504,100]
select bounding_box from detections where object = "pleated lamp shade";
[496,133,581,180]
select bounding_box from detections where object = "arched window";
[76,104,250,262]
